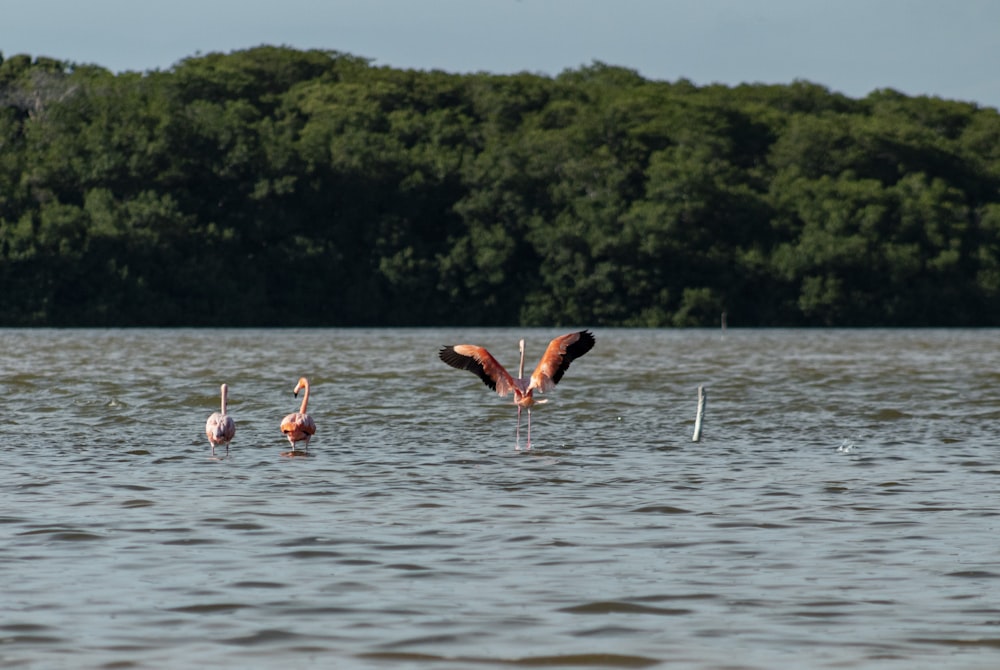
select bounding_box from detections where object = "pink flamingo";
[205,383,236,457]
[280,377,317,452]
[439,330,595,449]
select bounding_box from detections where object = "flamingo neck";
[518,338,526,379]
[221,384,229,415]
[299,383,310,415]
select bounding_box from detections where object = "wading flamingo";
[280,377,317,453]
[205,383,236,457]
[439,330,595,450]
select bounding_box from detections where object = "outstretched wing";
[439,344,516,397]
[530,330,595,393]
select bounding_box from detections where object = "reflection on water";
[2,328,1000,669]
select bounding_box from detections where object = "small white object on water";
[692,385,706,442]
[837,439,856,453]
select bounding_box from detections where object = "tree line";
[1,46,999,327]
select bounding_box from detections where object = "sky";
[3,0,999,110]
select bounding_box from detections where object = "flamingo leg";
[515,406,522,450]
[526,408,532,450]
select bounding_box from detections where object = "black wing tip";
[439,345,462,367]
[548,330,595,385]
[439,344,498,392]
[570,330,596,357]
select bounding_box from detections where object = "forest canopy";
[1,46,999,327]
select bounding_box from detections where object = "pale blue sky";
[3,0,999,110]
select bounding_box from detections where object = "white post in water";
[692,385,706,442]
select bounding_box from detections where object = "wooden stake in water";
[692,385,706,442]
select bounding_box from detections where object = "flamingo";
[205,383,236,457]
[280,376,317,453]
[439,330,595,450]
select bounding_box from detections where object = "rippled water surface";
[3,328,1000,669]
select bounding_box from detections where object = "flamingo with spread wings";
[205,383,236,458]
[439,330,595,450]
[280,377,317,454]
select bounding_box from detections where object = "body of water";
[2,328,1000,669]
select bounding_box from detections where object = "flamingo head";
[293,377,309,397]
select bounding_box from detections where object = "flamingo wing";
[206,414,219,441]
[281,412,316,437]
[301,414,317,435]
[439,344,516,396]
[206,413,235,443]
[220,416,235,442]
[530,330,595,393]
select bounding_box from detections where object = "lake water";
[2,328,1000,669]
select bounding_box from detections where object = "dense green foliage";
[2,46,999,326]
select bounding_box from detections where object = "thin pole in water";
[692,385,706,442]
